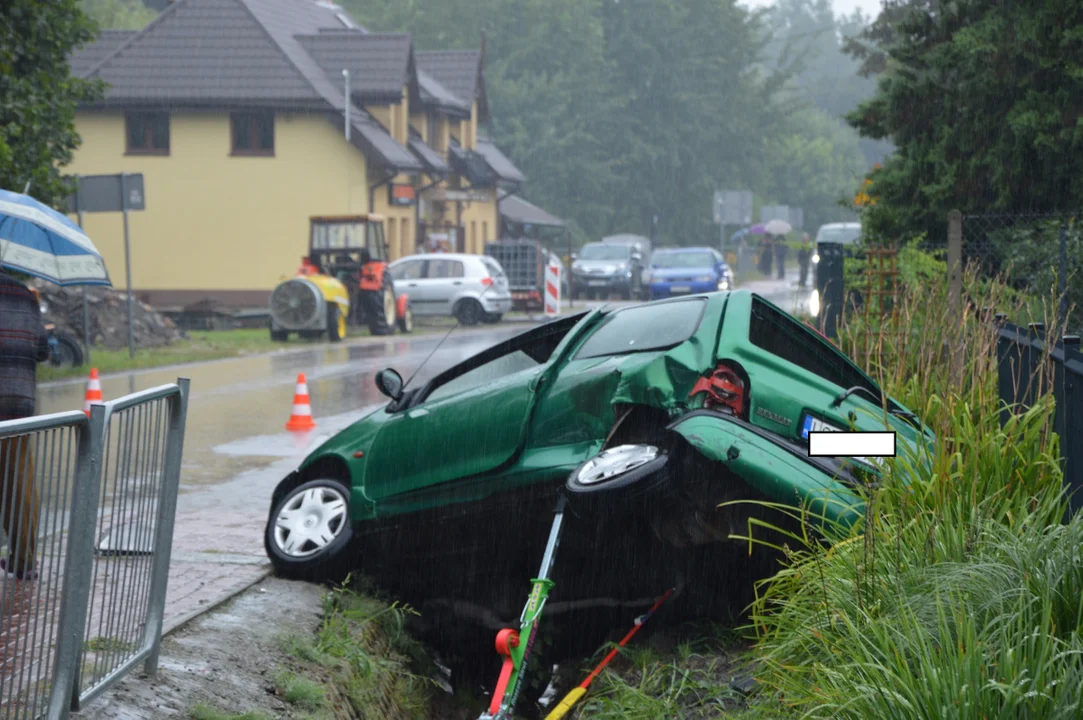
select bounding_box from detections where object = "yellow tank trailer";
[268,265,351,342]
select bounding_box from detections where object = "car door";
[390,259,429,313]
[425,258,466,314]
[360,313,595,500]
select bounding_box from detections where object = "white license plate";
[670,285,691,293]
[588,280,607,287]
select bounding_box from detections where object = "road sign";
[713,190,753,225]
[65,173,145,213]
[760,205,790,224]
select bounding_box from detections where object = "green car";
[265,291,930,598]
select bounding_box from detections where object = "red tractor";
[269,215,413,342]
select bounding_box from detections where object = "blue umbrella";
[0,188,111,286]
[729,227,750,244]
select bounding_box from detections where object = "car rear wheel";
[454,298,483,326]
[270,328,289,342]
[265,478,356,582]
[481,312,503,324]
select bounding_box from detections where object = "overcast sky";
[741,0,883,20]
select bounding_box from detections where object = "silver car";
[388,253,513,325]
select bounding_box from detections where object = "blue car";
[648,247,734,300]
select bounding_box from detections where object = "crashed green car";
[265,291,931,597]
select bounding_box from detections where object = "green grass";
[270,577,437,719]
[82,636,135,653]
[728,269,1083,718]
[275,671,326,710]
[188,705,272,720]
[38,320,468,382]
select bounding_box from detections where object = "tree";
[845,0,1083,242]
[763,0,893,168]
[0,0,104,207]
[79,0,158,31]
[762,107,866,231]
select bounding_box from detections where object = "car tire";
[454,298,483,326]
[265,477,356,583]
[397,304,414,333]
[365,273,395,336]
[270,328,289,342]
[327,305,345,342]
[565,444,671,513]
[481,312,503,324]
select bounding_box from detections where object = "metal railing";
[0,379,189,720]
[995,322,1083,516]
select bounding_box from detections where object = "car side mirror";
[375,368,404,401]
[571,253,578,261]
[631,252,642,262]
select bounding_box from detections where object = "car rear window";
[481,258,505,277]
[574,298,706,360]
[748,297,896,409]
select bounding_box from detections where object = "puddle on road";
[212,408,374,458]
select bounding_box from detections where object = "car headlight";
[717,279,730,290]
[695,275,712,283]
[39,300,48,315]
[812,254,820,264]
[603,265,617,274]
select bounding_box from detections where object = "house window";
[230,111,274,155]
[126,112,170,155]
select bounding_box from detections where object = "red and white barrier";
[544,263,562,317]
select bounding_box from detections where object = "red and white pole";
[544,263,561,318]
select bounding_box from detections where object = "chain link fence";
[958,212,1082,334]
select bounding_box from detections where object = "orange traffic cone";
[83,368,103,415]
[285,373,316,431]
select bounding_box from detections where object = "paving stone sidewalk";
[160,509,270,635]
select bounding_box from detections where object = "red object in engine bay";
[690,364,746,416]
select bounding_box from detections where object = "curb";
[161,564,273,638]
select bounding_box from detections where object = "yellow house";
[413,47,525,256]
[64,0,521,311]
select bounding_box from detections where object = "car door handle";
[407,283,418,287]
[452,281,463,286]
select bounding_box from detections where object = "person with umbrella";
[797,233,812,287]
[774,234,788,279]
[0,188,111,580]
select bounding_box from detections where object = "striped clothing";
[0,273,48,420]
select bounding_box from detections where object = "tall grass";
[742,260,1082,718]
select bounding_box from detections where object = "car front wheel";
[265,478,356,582]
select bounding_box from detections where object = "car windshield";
[579,244,629,261]
[652,251,715,269]
[816,226,861,245]
[575,298,707,360]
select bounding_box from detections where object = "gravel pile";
[31,279,185,349]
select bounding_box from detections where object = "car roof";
[818,222,860,230]
[392,253,484,263]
